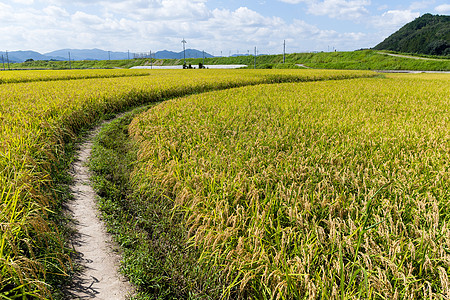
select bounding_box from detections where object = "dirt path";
[377,51,448,61]
[295,63,311,68]
[65,126,134,299]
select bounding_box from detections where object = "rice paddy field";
[1,68,449,299]
[126,73,450,299]
[0,68,157,84]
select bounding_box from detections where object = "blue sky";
[0,0,449,55]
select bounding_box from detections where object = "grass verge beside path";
[90,108,223,299]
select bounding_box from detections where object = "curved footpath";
[377,51,449,61]
[65,124,134,299]
[57,70,394,298]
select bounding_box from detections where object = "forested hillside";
[374,14,450,56]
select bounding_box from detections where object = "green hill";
[374,13,450,56]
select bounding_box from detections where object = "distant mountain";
[154,49,214,59]
[153,50,179,59]
[374,13,450,56]
[44,49,130,61]
[46,48,213,61]
[0,50,63,63]
[1,48,215,63]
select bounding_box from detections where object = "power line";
[6,50,10,70]
[254,46,257,69]
[181,38,187,64]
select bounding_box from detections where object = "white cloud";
[0,0,375,53]
[435,4,450,13]
[278,0,304,3]
[211,7,282,27]
[43,6,69,17]
[409,1,432,11]
[369,9,420,46]
[72,11,104,25]
[278,0,370,20]
[307,0,370,19]
[39,0,104,4]
[105,0,211,21]
[10,0,34,4]
[372,10,420,29]
[0,3,13,19]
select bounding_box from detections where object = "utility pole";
[283,40,286,64]
[128,50,130,60]
[108,51,111,60]
[150,50,152,69]
[68,51,72,69]
[6,51,10,70]
[254,47,257,69]
[2,54,5,70]
[182,38,187,65]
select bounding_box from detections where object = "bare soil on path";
[65,126,134,299]
[377,51,449,61]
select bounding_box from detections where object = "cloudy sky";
[1,0,449,55]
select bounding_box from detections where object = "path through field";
[377,51,448,61]
[65,125,134,299]
[295,64,311,68]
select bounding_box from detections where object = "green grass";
[171,50,450,71]
[8,50,450,71]
[378,50,450,60]
[283,50,450,70]
[89,108,224,299]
